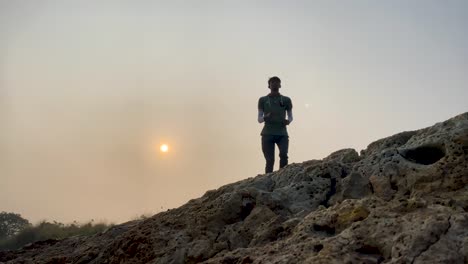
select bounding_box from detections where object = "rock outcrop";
[1,112,467,264]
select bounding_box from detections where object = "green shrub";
[0,218,113,251]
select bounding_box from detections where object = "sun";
[160,144,169,153]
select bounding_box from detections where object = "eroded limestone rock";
[1,112,467,264]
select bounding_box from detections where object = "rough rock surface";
[1,112,467,264]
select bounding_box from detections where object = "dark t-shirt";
[258,93,293,136]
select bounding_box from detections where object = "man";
[257,76,293,173]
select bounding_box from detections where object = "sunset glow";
[160,144,169,153]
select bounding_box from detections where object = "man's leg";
[277,135,289,169]
[261,135,275,173]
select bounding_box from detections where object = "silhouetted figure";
[257,76,293,173]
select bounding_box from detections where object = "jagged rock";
[324,148,361,164]
[1,112,467,264]
[341,172,372,199]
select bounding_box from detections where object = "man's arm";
[285,97,293,125]
[258,109,271,123]
[258,109,265,123]
[287,109,293,123]
[258,97,270,123]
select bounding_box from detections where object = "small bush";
[0,219,113,251]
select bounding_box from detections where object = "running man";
[257,76,293,173]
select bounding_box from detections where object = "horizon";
[1,1,467,225]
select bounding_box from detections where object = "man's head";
[268,76,281,92]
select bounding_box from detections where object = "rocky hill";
[1,112,467,264]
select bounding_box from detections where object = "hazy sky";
[1,1,467,224]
